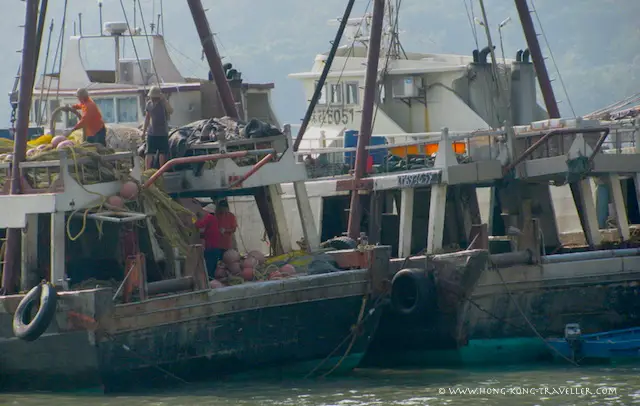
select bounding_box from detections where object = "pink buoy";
[279,264,296,276]
[241,267,255,281]
[209,280,224,289]
[226,261,241,275]
[248,250,266,264]
[223,249,241,265]
[119,181,139,200]
[268,271,283,280]
[4,154,13,162]
[51,135,67,148]
[26,148,37,157]
[56,140,75,150]
[36,144,48,151]
[106,195,125,208]
[214,266,227,280]
[242,256,258,269]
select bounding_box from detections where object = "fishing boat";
[3,0,279,145]
[546,324,640,363]
[0,0,390,393]
[260,0,640,368]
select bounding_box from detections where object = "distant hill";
[0,0,638,127]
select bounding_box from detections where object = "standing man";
[65,88,107,146]
[195,204,221,279]
[141,86,173,169]
[214,199,237,253]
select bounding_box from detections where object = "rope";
[305,294,385,379]
[320,295,368,377]
[490,262,580,366]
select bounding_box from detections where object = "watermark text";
[439,386,617,396]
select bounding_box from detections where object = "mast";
[477,0,509,127]
[346,0,386,240]
[186,0,239,120]
[1,0,42,295]
[292,0,357,152]
[514,0,560,118]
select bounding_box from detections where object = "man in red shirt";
[195,204,221,279]
[214,200,237,251]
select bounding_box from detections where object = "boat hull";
[363,255,640,368]
[0,270,381,392]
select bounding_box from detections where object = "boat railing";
[0,150,136,194]
[294,117,640,179]
[295,127,504,179]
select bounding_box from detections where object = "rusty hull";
[0,246,391,392]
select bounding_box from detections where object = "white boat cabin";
[31,22,279,132]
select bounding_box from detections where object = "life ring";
[390,268,436,317]
[12,283,58,342]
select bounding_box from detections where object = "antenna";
[78,12,83,36]
[98,0,103,35]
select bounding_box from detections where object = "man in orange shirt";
[65,88,107,146]
[214,200,237,252]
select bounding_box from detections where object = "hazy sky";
[2,0,638,129]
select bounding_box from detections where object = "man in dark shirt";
[141,86,173,169]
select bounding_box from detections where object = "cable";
[52,0,69,111]
[461,0,479,49]
[135,0,161,85]
[529,0,575,117]
[316,0,373,129]
[118,0,150,93]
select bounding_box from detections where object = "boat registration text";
[310,109,355,125]
[397,171,440,188]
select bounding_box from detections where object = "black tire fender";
[390,268,435,316]
[320,236,358,250]
[13,283,58,342]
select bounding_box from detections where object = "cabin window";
[330,83,343,105]
[94,98,115,123]
[345,82,359,105]
[116,97,139,123]
[315,81,327,104]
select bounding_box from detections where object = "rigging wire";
[118,0,151,92]
[371,0,402,131]
[39,1,67,128]
[529,0,575,117]
[53,0,69,106]
[461,0,479,49]
[165,40,207,77]
[136,0,161,85]
[316,0,374,129]
[36,19,55,126]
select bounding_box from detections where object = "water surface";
[2,365,638,405]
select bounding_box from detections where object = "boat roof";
[289,44,514,79]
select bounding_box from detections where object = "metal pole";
[346,0,385,240]
[513,0,560,118]
[2,0,41,295]
[99,2,103,35]
[186,0,238,119]
[292,0,357,152]
[477,0,509,126]
[32,0,49,84]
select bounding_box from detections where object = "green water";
[2,365,638,405]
